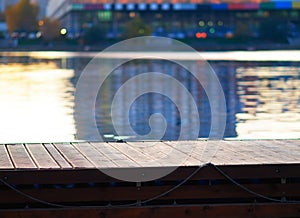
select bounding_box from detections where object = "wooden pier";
[0,140,299,217]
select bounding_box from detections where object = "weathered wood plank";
[221,140,282,164]
[271,140,300,160]
[0,203,299,218]
[43,143,72,169]
[253,140,299,163]
[72,142,117,168]
[0,164,300,185]
[125,141,172,167]
[160,141,201,166]
[108,142,157,167]
[126,141,199,166]
[0,145,14,169]
[91,142,140,168]
[1,140,300,170]
[0,183,298,203]
[25,144,60,169]
[53,143,94,169]
[6,144,36,169]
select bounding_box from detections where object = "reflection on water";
[0,61,75,143]
[90,59,228,141]
[0,51,299,142]
[235,65,300,139]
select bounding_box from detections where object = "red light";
[196,32,207,39]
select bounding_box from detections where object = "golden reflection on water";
[236,66,300,139]
[0,52,300,142]
[0,62,76,143]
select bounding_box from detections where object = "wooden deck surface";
[0,140,300,217]
[1,140,299,170]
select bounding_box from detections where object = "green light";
[138,29,145,34]
[209,28,215,34]
[98,11,112,21]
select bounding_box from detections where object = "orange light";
[38,20,44,26]
[196,32,207,39]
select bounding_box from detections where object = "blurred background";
[0,0,299,143]
[0,0,299,50]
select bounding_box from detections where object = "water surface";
[0,51,299,142]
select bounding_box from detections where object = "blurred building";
[46,0,300,40]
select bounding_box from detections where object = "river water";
[0,51,299,143]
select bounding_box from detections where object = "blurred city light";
[36,31,42,38]
[38,20,44,27]
[60,28,67,36]
[217,21,223,26]
[198,21,205,27]
[129,12,135,18]
[209,28,215,34]
[196,32,207,38]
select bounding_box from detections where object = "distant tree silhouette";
[5,0,38,33]
[40,18,61,41]
[123,17,152,38]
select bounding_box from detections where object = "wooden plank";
[214,141,260,165]
[253,140,299,163]
[43,143,72,169]
[1,140,300,169]
[221,140,282,164]
[283,140,300,153]
[6,144,36,169]
[53,143,94,169]
[286,140,300,147]
[125,141,174,167]
[91,142,139,167]
[0,203,299,218]
[0,145,14,169]
[271,140,300,160]
[176,140,240,165]
[108,142,157,167]
[159,141,201,166]
[166,141,206,158]
[25,144,60,169]
[0,164,300,185]
[126,141,201,166]
[0,169,116,185]
[72,142,118,168]
[177,140,251,165]
[0,183,298,204]
[126,141,168,160]
[111,141,196,167]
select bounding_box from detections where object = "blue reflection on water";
[0,51,299,142]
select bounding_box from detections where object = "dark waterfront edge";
[0,39,299,52]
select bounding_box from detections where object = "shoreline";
[0,40,299,52]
